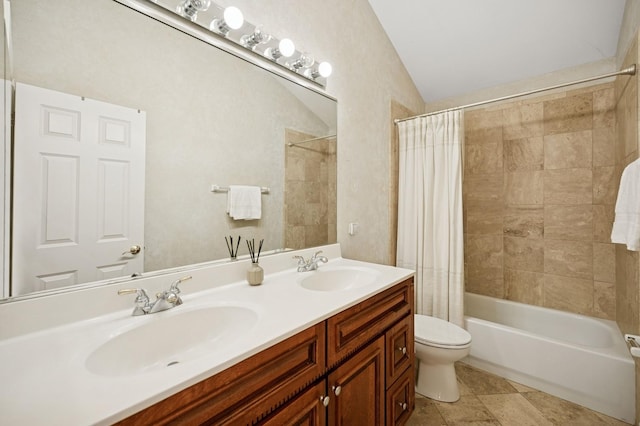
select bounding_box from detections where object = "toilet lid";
[414,314,471,347]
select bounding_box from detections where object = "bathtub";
[463,292,635,423]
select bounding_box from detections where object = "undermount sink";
[299,266,379,292]
[86,305,258,377]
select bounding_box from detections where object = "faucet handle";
[311,250,323,260]
[118,288,150,316]
[293,255,307,265]
[169,275,192,293]
[118,288,149,300]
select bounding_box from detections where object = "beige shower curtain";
[396,110,465,326]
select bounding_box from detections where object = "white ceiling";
[367,0,627,103]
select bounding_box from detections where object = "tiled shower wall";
[615,37,640,336]
[463,82,617,320]
[284,129,337,250]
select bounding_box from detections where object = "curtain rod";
[287,134,337,147]
[394,64,637,124]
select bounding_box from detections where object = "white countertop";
[0,245,413,425]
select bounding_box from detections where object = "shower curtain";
[396,110,464,326]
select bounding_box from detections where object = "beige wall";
[229,0,425,264]
[615,36,640,336]
[615,31,640,424]
[463,83,617,320]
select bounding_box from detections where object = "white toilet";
[414,314,472,402]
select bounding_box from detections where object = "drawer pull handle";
[398,401,407,410]
[397,346,407,355]
[332,385,342,396]
[320,395,330,407]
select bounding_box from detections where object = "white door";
[1,79,10,299]
[12,83,146,296]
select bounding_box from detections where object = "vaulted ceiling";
[367,0,627,103]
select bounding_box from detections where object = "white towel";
[226,185,262,220]
[612,158,640,251]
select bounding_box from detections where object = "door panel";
[328,336,385,425]
[12,83,146,295]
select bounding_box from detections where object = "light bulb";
[241,25,272,49]
[318,62,332,78]
[264,38,295,61]
[278,38,295,58]
[177,0,211,21]
[223,6,244,30]
[210,6,244,35]
[304,61,333,80]
[290,52,314,71]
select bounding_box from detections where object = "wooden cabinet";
[386,367,414,426]
[385,315,413,386]
[259,380,328,426]
[327,336,385,425]
[327,281,412,367]
[119,278,414,425]
[117,323,326,425]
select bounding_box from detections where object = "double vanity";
[0,244,415,424]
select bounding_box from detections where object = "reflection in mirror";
[1,0,8,299]
[3,0,336,300]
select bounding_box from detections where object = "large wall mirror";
[1,0,337,301]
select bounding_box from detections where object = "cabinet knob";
[320,395,330,407]
[332,385,342,396]
[398,401,408,410]
[397,346,407,355]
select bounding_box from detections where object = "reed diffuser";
[246,238,264,286]
[225,235,241,261]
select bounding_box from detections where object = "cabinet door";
[259,380,327,426]
[328,336,385,425]
[385,315,414,387]
[386,367,414,426]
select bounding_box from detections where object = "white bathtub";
[463,292,635,423]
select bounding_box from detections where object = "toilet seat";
[414,314,471,349]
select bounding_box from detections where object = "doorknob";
[122,245,142,255]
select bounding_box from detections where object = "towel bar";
[210,185,270,194]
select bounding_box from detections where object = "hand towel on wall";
[611,158,640,250]
[226,185,262,220]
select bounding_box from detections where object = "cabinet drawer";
[385,315,414,388]
[327,278,413,366]
[385,367,415,426]
[118,323,326,426]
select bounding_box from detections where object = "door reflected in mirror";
[4,0,336,299]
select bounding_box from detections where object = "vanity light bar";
[155,0,332,87]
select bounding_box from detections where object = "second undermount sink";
[299,266,380,292]
[85,305,258,377]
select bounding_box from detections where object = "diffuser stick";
[257,239,264,262]
[226,235,242,258]
[225,236,232,257]
[235,236,241,258]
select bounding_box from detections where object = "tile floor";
[407,362,631,425]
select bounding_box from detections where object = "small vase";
[247,262,264,286]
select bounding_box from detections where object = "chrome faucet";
[118,276,192,316]
[294,250,329,272]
